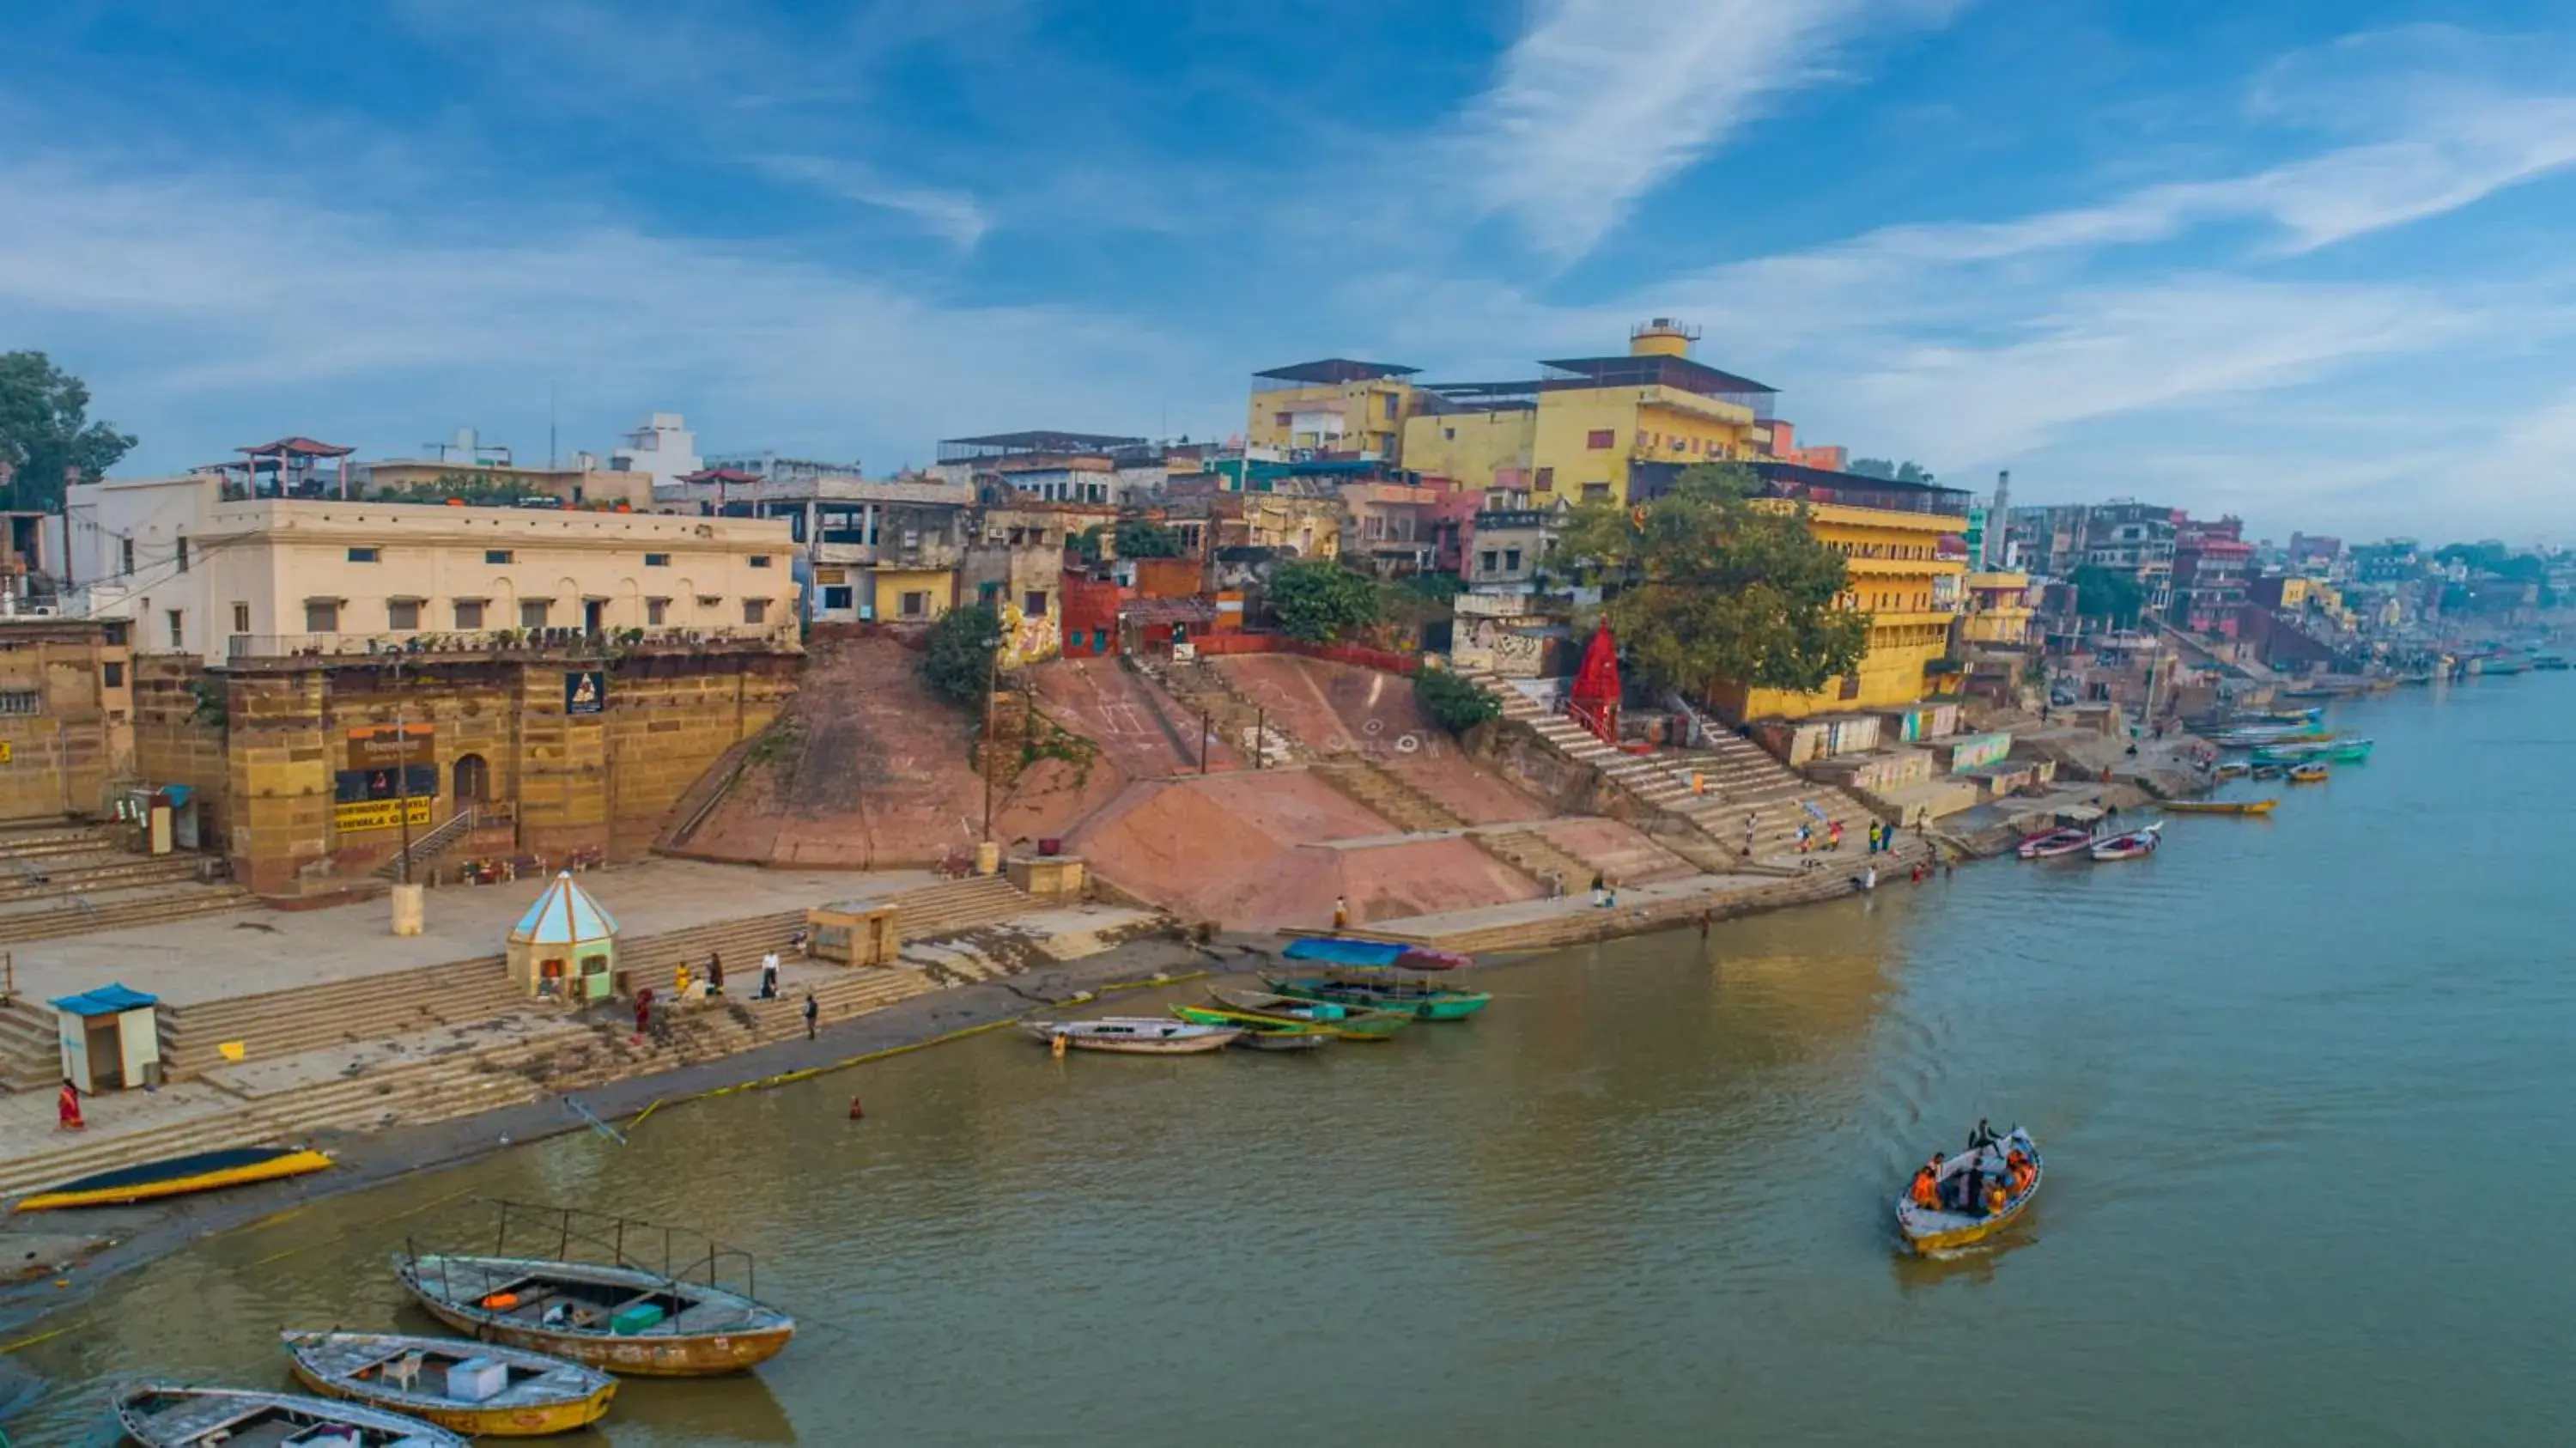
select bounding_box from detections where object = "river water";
[15,677,2575,1445]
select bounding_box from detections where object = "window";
[1273,411,1291,429]
[1382,394,1399,420]
[0,691,38,716]
[644,552,671,567]
[1581,482,1611,502]
[697,595,722,610]
[749,555,774,569]
[743,598,769,625]
[1479,550,1498,575]
[453,599,486,630]
[101,661,124,688]
[1504,548,1522,572]
[232,603,251,634]
[165,610,183,648]
[1534,467,1554,490]
[387,599,422,631]
[977,581,999,602]
[899,590,930,619]
[175,537,189,573]
[120,539,134,575]
[1024,590,1049,618]
[347,546,380,563]
[485,549,513,564]
[305,600,340,633]
[646,598,669,626]
[1586,429,1615,450]
[818,587,851,612]
[519,599,550,629]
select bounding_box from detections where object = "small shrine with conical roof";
[507,871,620,1002]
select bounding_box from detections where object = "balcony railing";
[225,624,796,662]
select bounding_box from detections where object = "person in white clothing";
[760,950,781,1001]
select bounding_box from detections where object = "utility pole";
[393,659,413,884]
[980,630,1000,842]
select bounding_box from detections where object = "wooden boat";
[1198,989,1413,1040]
[396,1255,794,1377]
[15,1143,331,1212]
[2485,656,2530,676]
[2213,762,2250,780]
[1279,936,1473,971]
[2088,824,2161,861]
[2250,741,2331,764]
[2325,738,2374,762]
[2015,826,2093,860]
[2250,764,2286,780]
[2534,654,2569,672]
[283,1330,616,1437]
[1261,971,1492,1021]
[1894,1128,2041,1255]
[2212,722,2328,747]
[1168,1005,1330,1051]
[2287,762,2330,782]
[115,1384,465,1446]
[1019,1018,1240,1054]
[2162,798,2276,816]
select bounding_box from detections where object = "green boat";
[2325,738,2374,762]
[1192,989,1413,1040]
[2251,742,2332,765]
[1260,971,1492,1021]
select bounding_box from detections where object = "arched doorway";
[453,752,491,804]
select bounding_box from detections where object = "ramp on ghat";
[1210,654,1540,823]
[1066,771,1542,932]
[678,636,1113,867]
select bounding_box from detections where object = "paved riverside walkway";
[1342,870,1795,952]
[9,859,934,1007]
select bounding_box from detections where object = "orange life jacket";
[1909,1171,1941,1208]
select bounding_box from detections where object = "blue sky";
[7,1,2576,541]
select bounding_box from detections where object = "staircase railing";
[374,806,483,881]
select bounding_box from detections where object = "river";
[13,676,2575,1445]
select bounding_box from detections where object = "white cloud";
[1447,0,1958,260]
[0,160,1212,468]
[753,155,992,249]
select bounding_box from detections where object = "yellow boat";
[2287,763,2330,782]
[284,1330,617,1437]
[14,1144,332,1212]
[2162,798,2278,816]
[1895,1129,2041,1255]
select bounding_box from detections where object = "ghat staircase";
[0,820,252,945]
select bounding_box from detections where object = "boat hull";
[1020,1020,1239,1054]
[1193,994,1411,1040]
[410,1296,793,1376]
[15,1145,332,1212]
[1262,976,1491,1020]
[289,1362,614,1437]
[116,1384,468,1447]
[396,1254,795,1378]
[1896,1130,2042,1256]
[2162,799,2276,816]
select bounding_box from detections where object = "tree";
[1553,463,1868,697]
[1268,559,1380,642]
[1844,457,1935,484]
[1414,666,1501,734]
[1114,518,1184,558]
[2069,564,2146,627]
[0,352,136,511]
[919,603,1003,709]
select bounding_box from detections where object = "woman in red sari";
[57,1080,82,1131]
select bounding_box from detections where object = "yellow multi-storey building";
[1246,360,1431,461]
[1386,321,1770,504]
[1709,467,1971,721]
[1959,571,2037,648]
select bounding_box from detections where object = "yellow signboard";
[333,797,432,832]
[0,741,12,764]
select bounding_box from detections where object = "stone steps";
[0,1000,58,1093]
[0,852,219,904]
[1312,758,1464,834]
[1471,829,1592,895]
[161,958,528,1078]
[0,885,256,946]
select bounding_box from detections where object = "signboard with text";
[333,797,432,832]
[347,723,434,770]
[565,670,608,716]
